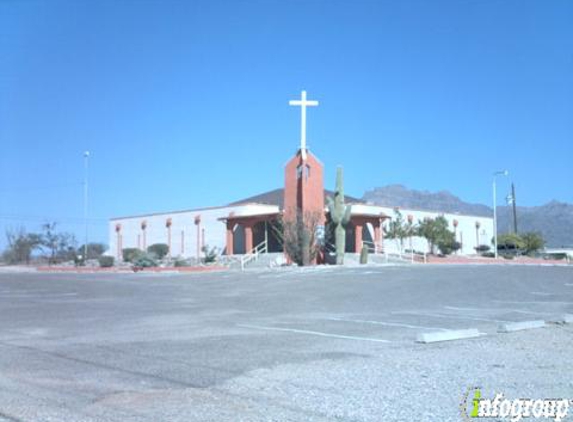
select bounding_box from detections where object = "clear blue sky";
[1,0,572,249]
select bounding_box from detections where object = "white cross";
[289,90,318,160]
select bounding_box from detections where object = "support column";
[196,224,201,260]
[226,222,234,255]
[115,224,122,261]
[141,221,147,251]
[374,222,381,253]
[380,219,385,251]
[166,218,172,258]
[245,222,253,253]
[167,227,171,257]
[354,221,363,253]
[194,215,201,260]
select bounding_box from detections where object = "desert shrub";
[147,243,169,260]
[481,252,495,258]
[201,245,218,264]
[475,244,490,253]
[278,210,322,266]
[98,256,114,268]
[122,248,143,263]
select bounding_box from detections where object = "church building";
[108,91,493,263]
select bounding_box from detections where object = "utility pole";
[84,151,90,262]
[511,183,518,234]
[493,170,509,259]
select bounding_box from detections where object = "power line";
[0,214,107,225]
[0,183,83,193]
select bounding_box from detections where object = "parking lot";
[0,265,572,421]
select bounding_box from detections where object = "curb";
[498,320,546,333]
[416,329,481,344]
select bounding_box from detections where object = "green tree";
[384,209,408,252]
[77,243,106,260]
[496,233,525,253]
[40,223,77,264]
[416,216,459,255]
[147,243,169,260]
[416,218,437,253]
[122,248,143,263]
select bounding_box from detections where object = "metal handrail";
[240,240,268,270]
[361,240,384,254]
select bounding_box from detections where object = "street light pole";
[493,169,508,259]
[84,151,90,262]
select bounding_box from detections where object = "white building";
[108,188,493,260]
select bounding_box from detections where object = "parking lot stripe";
[391,310,511,323]
[327,317,448,331]
[444,305,554,316]
[237,324,391,343]
[494,300,572,305]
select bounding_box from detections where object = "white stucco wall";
[108,203,279,260]
[365,205,494,255]
[109,201,494,259]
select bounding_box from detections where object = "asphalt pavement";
[0,264,572,421]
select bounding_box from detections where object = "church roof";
[228,188,364,209]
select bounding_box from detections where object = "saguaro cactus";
[327,167,352,265]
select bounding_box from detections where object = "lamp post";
[493,169,508,259]
[83,151,90,262]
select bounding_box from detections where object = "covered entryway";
[221,212,282,255]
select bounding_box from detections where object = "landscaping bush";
[174,258,191,267]
[132,253,158,268]
[147,243,169,260]
[122,248,143,263]
[481,252,495,258]
[437,239,461,256]
[98,256,114,268]
[475,244,490,253]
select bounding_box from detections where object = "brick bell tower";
[283,91,325,263]
[283,150,324,222]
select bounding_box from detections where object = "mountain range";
[362,185,573,248]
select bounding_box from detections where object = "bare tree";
[3,227,42,264]
[274,209,322,266]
